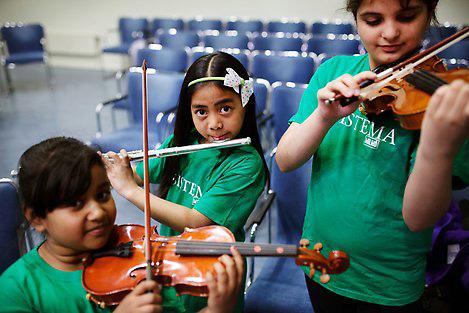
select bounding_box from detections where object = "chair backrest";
[127,69,184,123]
[252,34,304,52]
[151,18,184,33]
[135,47,188,72]
[437,40,469,60]
[271,156,312,244]
[311,22,355,35]
[0,23,44,54]
[158,31,200,49]
[253,78,270,115]
[0,178,22,274]
[443,58,468,70]
[226,20,263,33]
[204,33,250,50]
[188,48,250,70]
[426,25,459,41]
[307,37,360,56]
[252,53,315,84]
[118,18,149,44]
[267,21,306,34]
[188,19,223,32]
[271,82,307,143]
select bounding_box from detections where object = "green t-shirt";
[136,134,266,313]
[289,54,469,306]
[0,242,184,313]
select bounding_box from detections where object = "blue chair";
[267,21,306,34]
[188,19,223,32]
[204,33,250,50]
[226,20,263,33]
[311,22,355,36]
[158,31,200,49]
[252,53,315,84]
[151,18,184,33]
[253,79,271,149]
[135,46,188,72]
[244,157,313,313]
[251,34,304,52]
[443,58,468,70]
[270,83,307,143]
[0,23,51,92]
[102,18,148,55]
[0,178,22,274]
[427,25,459,41]
[437,40,469,60]
[307,37,360,56]
[189,47,250,70]
[91,69,184,152]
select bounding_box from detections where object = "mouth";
[378,44,404,53]
[86,224,110,237]
[210,134,230,142]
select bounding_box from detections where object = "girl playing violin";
[0,137,244,313]
[103,52,268,312]
[276,0,468,312]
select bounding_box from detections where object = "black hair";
[159,52,268,198]
[18,137,103,218]
[345,0,439,24]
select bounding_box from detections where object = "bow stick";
[141,60,153,282]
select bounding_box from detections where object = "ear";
[24,206,47,233]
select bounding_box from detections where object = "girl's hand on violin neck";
[204,246,244,313]
[100,149,138,199]
[419,80,469,160]
[114,280,163,313]
[316,71,377,122]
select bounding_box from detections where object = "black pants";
[305,275,422,313]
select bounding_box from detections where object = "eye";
[397,13,416,23]
[97,189,110,201]
[220,106,232,114]
[194,109,207,117]
[365,17,382,26]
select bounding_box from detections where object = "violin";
[330,26,469,130]
[82,224,349,307]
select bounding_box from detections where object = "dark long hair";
[345,0,439,24]
[18,137,103,218]
[159,52,268,198]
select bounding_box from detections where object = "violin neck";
[175,241,299,257]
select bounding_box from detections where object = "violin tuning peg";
[299,238,310,248]
[320,274,330,284]
[313,242,323,251]
[309,264,315,278]
[85,293,91,301]
[99,301,106,309]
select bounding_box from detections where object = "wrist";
[313,108,338,127]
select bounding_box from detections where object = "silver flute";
[118,137,251,162]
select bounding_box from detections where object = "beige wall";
[0,0,467,69]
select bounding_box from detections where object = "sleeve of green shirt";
[289,59,331,125]
[193,153,265,230]
[135,135,174,183]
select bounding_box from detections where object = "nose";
[87,201,107,223]
[381,21,400,42]
[208,115,223,130]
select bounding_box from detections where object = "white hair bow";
[224,68,254,107]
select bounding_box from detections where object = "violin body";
[82,224,236,306]
[362,57,469,130]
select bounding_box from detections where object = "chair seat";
[5,51,45,64]
[244,257,313,313]
[91,124,161,153]
[102,44,131,54]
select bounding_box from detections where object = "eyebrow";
[191,97,234,108]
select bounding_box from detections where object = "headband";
[187,68,254,107]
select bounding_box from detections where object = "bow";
[224,68,254,107]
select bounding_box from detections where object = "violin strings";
[406,69,447,95]
[175,240,298,256]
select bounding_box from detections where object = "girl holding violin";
[0,137,244,313]
[102,52,267,312]
[276,0,468,312]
